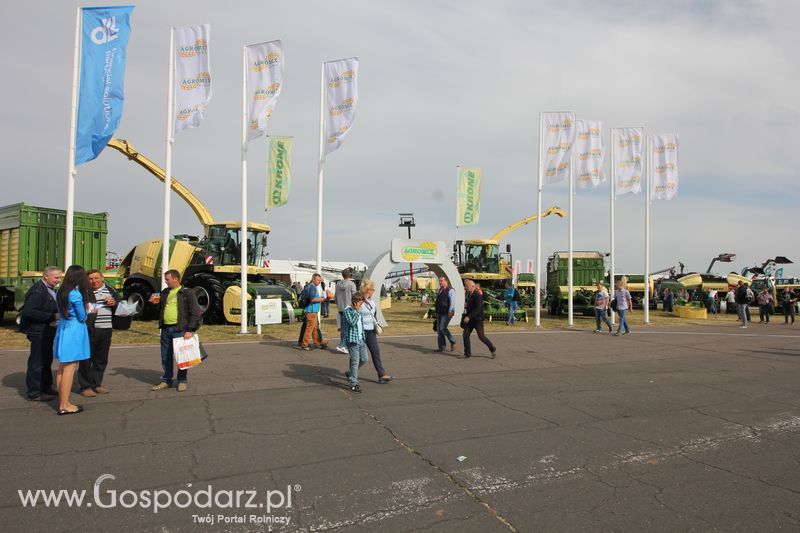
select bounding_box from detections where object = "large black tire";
[185,273,226,325]
[125,282,157,320]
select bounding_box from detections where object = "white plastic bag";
[173,335,202,369]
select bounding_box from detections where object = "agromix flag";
[456,167,482,226]
[246,40,283,141]
[266,136,293,208]
[324,57,359,155]
[174,25,212,133]
[575,120,605,189]
[613,127,644,195]
[541,112,575,185]
[75,6,134,164]
[651,134,679,201]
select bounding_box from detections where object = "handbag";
[432,319,438,332]
[610,298,618,312]
[374,323,384,336]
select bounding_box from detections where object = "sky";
[1,0,798,277]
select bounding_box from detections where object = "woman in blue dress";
[54,265,92,415]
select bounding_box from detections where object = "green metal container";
[546,251,606,315]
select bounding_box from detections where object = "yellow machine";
[107,138,294,324]
[454,207,565,288]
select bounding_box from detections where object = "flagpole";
[644,133,651,325]
[240,46,249,334]
[65,7,81,268]
[610,128,616,325]
[315,62,325,275]
[535,112,543,327]
[567,122,575,327]
[161,28,175,290]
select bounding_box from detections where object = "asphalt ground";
[2,322,800,532]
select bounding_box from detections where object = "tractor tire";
[126,282,157,320]
[186,273,226,325]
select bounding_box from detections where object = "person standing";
[343,292,368,393]
[757,287,773,324]
[781,287,797,325]
[735,281,749,329]
[613,281,633,336]
[359,279,393,384]
[53,265,92,415]
[462,279,496,358]
[150,270,202,392]
[663,287,674,313]
[335,268,358,354]
[299,273,327,350]
[434,276,457,353]
[725,289,736,314]
[78,269,119,397]
[504,281,520,326]
[593,282,613,333]
[20,267,62,401]
[706,289,718,318]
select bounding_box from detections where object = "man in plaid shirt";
[343,293,368,393]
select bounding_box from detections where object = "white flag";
[613,127,643,195]
[174,25,212,133]
[651,134,679,201]
[575,120,605,189]
[246,40,283,141]
[324,57,358,155]
[541,112,575,185]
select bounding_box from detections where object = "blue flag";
[75,6,134,165]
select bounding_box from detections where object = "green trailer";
[546,251,606,316]
[0,203,108,321]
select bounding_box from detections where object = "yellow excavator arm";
[489,206,566,242]
[106,138,215,228]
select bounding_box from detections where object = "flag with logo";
[651,134,679,201]
[613,127,644,195]
[246,40,283,141]
[575,120,605,189]
[266,136,293,207]
[75,6,134,165]
[456,167,482,226]
[174,25,212,133]
[541,112,575,185]
[324,57,358,155]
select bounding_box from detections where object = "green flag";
[266,136,293,208]
[456,167,482,226]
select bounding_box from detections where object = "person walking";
[735,281,749,329]
[20,267,62,401]
[434,276,457,353]
[299,273,327,350]
[757,287,773,324]
[462,279,496,358]
[613,281,633,336]
[781,287,797,325]
[359,279,393,384]
[78,269,119,397]
[335,268,358,354]
[53,265,92,415]
[150,270,202,392]
[343,292,368,393]
[593,282,613,333]
[706,289,718,318]
[504,281,520,326]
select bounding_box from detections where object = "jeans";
[338,312,347,348]
[759,304,770,323]
[463,318,495,356]
[436,314,456,350]
[595,308,612,331]
[364,329,386,378]
[160,326,188,384]
[25,331,55,398]
[738,304,749,327]
[79,327,113,390]
[707,301,717,315]
[616,309,630,334]
[506,301,518,325]
[347,341,368,386]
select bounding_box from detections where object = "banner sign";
[650,134,679,201]
[266,136,293,208]
[246,40,283,141]
[456,167,482,226]
[613,127,644,195]
[255,297,282,325]
[324,57,358,155]
[541,112,575,185]
[390,239,448,265]
[575,120,605,189]
[526,259,534,274]
[174,24,212,134]
[75,6,134,165]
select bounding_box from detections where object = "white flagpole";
[535,112,543,327]
[644,133,651,325]
[315,63,325,275]
[610,128,616,325]
[65,7,81,268]
[161,28,175,290]
[240,46,249,334]
[567,125,575,327]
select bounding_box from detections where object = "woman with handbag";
[359,279,394,384]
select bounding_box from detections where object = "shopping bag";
[173,335,203,369]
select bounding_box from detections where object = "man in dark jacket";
[79,269,120,397]
[434,276,457,353]
[150,270,202,392]
[462,278,496,359]
[20,267,62,401]
[735,281,750,329]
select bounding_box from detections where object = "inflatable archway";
[364,239,464,327]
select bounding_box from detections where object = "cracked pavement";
[2,325,800,531]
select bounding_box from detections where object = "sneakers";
[739,326,747,329]
[378,375,395,384]
[614,332,620,336]
[27,393,55,402]
[349,384,362,393]
[594,329,601,334]
[176,383,187,392]
[336,346,349,354]
[80,388,97,398]
[150,382,170,391]
[433,348,444,353]
[491,350,497,359]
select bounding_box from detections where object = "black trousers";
[785,303,796,324]
[463,319,495,356]
[25,331,55,398]
[364,329,386,378]
[78,328,113,390]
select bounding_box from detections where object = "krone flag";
[542,112,575,185]
[247,40,283,141]
[174,24,212,133]
[613,127,643,195]
[575,120,605,189]
[266,136,293,208]
[324,57,358,155]
[75,6,134,164]
[456,167,482,226]
[651,134,679,201]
